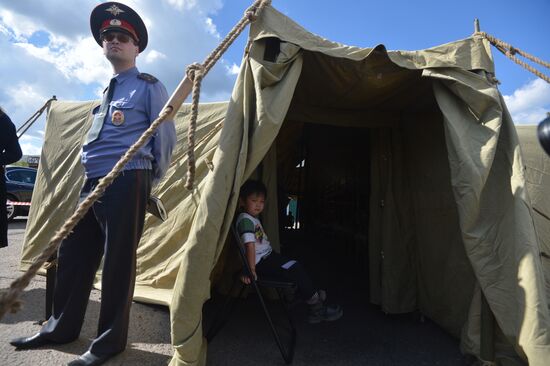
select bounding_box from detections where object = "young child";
[236,179,343,324]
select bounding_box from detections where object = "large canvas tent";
[20,5,549,366]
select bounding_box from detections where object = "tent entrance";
[271,48,476,326]
[274,48,439,306]
[279,123,371,289]
[287,124,370,278]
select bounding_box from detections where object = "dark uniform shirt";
[0,111,23,171]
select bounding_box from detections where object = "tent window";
[263,37,281,62]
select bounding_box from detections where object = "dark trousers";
[40,170,151,356]
[0,174,7,247]
[256,251,317,300]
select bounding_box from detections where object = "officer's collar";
[113,66,139,84]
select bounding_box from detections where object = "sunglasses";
[101,32,134,44]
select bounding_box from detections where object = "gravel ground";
[0,219,172,366]
[1,219,468,366]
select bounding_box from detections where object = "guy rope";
[475,31,550,84]
[16,96,57,139]
[0,0,272,320]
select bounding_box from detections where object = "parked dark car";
[5,166,36,220]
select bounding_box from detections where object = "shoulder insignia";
[138,73,158,83]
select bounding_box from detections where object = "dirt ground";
[1,219,468,365]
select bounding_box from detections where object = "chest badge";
[112,110,125,126]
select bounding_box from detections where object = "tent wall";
[516,126,550,302]
[401,109,476,336]
[432,73,550,363]
[368,126,417,314]
[22,102,229,305]
[19,5,550,366]
[22,100,95,271]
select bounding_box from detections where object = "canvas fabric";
[21,5,549,366]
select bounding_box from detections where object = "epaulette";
[138,73,158,83]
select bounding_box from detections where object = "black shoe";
[67,351,115,366]
[10,333,53,349]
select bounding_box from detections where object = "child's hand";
[240,274,251,284]
[240,271,257,284]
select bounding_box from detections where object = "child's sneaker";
[308,302,343,324]
[318,289,327,302]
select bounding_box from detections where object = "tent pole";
[162,77,193,121]
[474,18,480,33]
[480,291,495,363]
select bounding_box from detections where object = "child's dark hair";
[239,179,267,199]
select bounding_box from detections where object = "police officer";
[0,108,23,248]
[10,3,176,366]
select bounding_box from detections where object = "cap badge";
[105,4,125,16]
[109,19,122,26]
[112,110,125,126]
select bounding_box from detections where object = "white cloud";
[93,86,106,99]
[0,9,40,39]
[503,79,550,125]
[3,82,50,155]
[0,0,244,158]
[166,0,197,11]
[0,0,240,156]
[15,36,110,85]
[0,0,238,92]
[129,0,237,98]
[165,0,223,13]
[205,17,220,38]
[19,142,42,156]
[226,62,241,75]
[144,49,168,64]
[0,0,93,40]
[5,82,48,112]
[18,135,43,155]
[0,33,98,156]
[19,134,41,143]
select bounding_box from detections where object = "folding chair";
[206,224,297,364]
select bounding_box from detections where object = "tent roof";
[250,6,494,73]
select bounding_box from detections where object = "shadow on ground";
[203,280,466,366]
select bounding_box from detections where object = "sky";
[1,0,549,156]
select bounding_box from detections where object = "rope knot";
[244,0,271,22]
[245,10,258,22]
[186,63,205,82]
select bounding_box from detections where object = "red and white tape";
[6,201,31,206]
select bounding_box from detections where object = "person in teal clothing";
[237,179,344,324]
[10,3,176,366]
